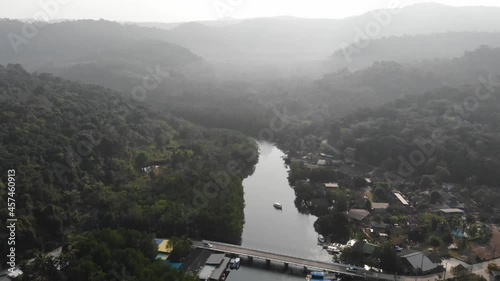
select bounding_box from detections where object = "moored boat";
[273,202,282,209]
[229,257,241,269]
[318,234,325,243]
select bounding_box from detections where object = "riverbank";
[240,142,331,261]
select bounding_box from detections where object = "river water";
[228,142,331,280]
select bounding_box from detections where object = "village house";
[324,182,339,189]
[317,159,327,166]
[371,202,389,213]
[198,253,230,281]
[155,238,173,261]
[438,208,465,220]
[439,191,465,209]
[347,209,370,223]
[352,240,378,257]
[398,250,442,274]
[370,221,391,235]
[394,192,410,206]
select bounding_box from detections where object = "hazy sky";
[2,0,500,22]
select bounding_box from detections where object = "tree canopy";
[0,64,258,266]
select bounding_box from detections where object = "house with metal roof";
[198,253,230,281]
[209,257,230,281]
[371,202,389,212]
[438,208,465,220]
[317,159,327,165]
[394,192,409,206]
[370,221,391,234]
[324,182,339,188]
[398,250,442,274]
[352,241,378,256]
[347,209,370,222]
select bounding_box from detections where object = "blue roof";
[155,238,164,245]
[164,260,182,269]
[311,271,325,277]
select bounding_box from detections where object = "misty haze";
[1,1,500,281]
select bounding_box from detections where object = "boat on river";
[318,234,325,243]
[229,257,240,269]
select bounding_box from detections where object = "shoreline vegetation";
[0,64,258,279]
[1,13,500,280]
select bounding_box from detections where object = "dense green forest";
[0,64,258,272]
[162,46,500,157]
[328,80,500,185]
[314,46,500,116]
[3,19,500,140]
[2,6,500,280]
[18,228,198,281]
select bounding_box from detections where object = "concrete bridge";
[197,240,400,280]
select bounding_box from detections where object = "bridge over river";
[198,241,400,280]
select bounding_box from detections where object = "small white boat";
[273,202,282,209]
[318,234,325,243]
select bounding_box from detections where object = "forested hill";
[157,3,500,63]
[326,32,500,71]
[0,19,211,110]
[315,46,500,117]
[328,81,500,186]
[0,64,257,278]
[151,46,500,145]
[0,19,188,65]
[0,19,206,87]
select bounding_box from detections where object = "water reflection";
[234,141,332,280]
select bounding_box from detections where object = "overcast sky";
[2,0,500,23]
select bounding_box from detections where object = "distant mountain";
[0,19,209,99]
[312,46,500,116]
[134,18,244,30]
[3,3,500,79]
[326,32,500,71]
[160,3,500,65]
[0,19,201,70]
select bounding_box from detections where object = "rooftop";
[370,221,390,229]
[348,209,370,221]
[353,241,378,255]
[426,252,442,264]
[371,202,389,209]
[198,265,216,279]
[206,253,225,265]
[439,191,456,202]
[399,250,441,272]
[209,257,230,280]
[394,193,409,205]
[324,182,339,188]
[439,208,464,213]
[317,159,327,165]
[157,239,173,253]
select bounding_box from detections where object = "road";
[199,240,399,280]
[198,240,500,280]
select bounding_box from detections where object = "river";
[228,141,331,280]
